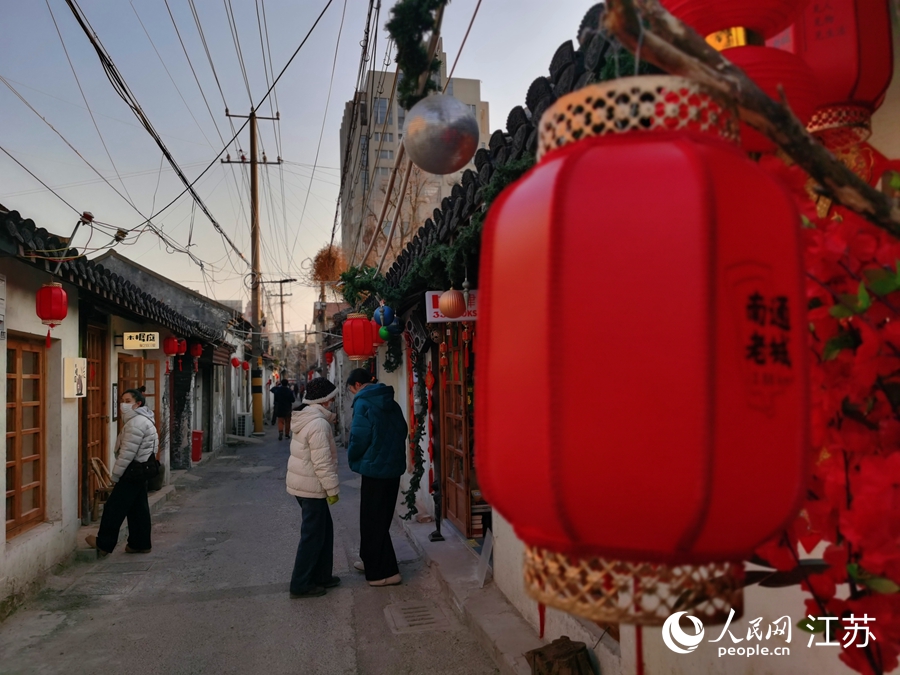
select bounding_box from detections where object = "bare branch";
[603,0,900,236]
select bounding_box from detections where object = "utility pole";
[222,108,281,434]
[262,278,296,370]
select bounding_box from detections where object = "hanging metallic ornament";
[403,94,479,175]
[439,287,467,319]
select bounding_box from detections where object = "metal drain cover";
[384,601,452,634]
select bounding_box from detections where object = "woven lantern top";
[537,75,740,161]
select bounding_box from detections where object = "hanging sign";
[124,332,159,349]
[425,290,477,323]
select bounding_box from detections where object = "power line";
[63,0,248,264]
[224,0,253,104]
[288,0,349,274]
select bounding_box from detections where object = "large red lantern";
[342,313,375,361]
[477,78,808,570]
[163,336,179,374]
[36,282,68,348]
[230,356,241,368]
[771,0,894,149]
[662,0,820,153]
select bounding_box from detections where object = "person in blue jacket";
[346,368,408,586]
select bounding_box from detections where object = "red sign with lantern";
[476,78,808,564]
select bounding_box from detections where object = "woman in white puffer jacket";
[286,377,341,598]
[86,388,158,557]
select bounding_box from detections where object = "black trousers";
[96,478,151,553]
[359,475,401,581]
[290,496,334,593]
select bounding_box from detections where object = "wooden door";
[439,324,472,537]
[81,326,108,519]
[117,356,161,436]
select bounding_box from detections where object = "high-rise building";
[338,46,490,268]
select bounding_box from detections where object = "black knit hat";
[303,377,337,404]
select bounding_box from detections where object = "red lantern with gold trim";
[342,313,375,361]
[476,77,808,566]
[662,0,804,39]
[36,282,68,348]
[772,0,894,149]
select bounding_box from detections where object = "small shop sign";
[425,290,477,323]
[123,332,159,349]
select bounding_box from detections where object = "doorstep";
[73,484,176,562]
[400,518,544,675]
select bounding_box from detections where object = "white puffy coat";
[286,404,340,499]
[112,407,158,481]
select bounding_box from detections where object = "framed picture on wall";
[111,382,119,421]
[63,357,87,399]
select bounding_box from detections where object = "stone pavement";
[0,432,500,675]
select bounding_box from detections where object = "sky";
[0,0,593,335]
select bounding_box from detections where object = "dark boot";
[279,431,283,440]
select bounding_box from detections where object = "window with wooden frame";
[6,338,45,537]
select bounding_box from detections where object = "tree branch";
[603,0,900,237]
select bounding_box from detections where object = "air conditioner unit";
[236,413,252,438]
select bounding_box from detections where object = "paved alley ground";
[0,435,500,675]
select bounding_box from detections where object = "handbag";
[122,440,161,484]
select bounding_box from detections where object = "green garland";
[400,352,428,519]
[386,0,447,111]
[383,333,404,372]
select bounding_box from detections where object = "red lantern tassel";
[636,625,644,675]
[45,329,51,350]
[538,603,546,639]
[165,359,171,374]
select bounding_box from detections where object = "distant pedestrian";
[273,379,296,440]
[346,369,408,587]
[286,377,341,598]
[86,388,158,557]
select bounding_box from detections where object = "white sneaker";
[353,560,365,572]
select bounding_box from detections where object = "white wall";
[0,261,80,609]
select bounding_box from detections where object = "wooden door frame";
[78,323,108,522]
[438,323,472,537]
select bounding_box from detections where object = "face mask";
[121,402,136,416]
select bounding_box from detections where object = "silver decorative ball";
[402,94,479,175]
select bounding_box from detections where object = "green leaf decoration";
[863,268,899,297]
[890,170,900,192]
[824,332,857,360]
[857,281,872,311]
[829,304,855,319]
[864,577,900,594]
[801,215,816,229]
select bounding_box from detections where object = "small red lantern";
[372,319,385,347]
[438,288,467,319]
[176,339,187,371]
[325,351,335,365]
[477,77,808,566]
[241,360,250,371]
[36,282,68,348]
[230,356,241,368]
[163,336,179,374]
[342,313,375,361]
[773,0,894,149]
[189,343,203,372]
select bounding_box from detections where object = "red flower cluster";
[756,156,900,675]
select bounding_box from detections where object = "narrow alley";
[0,433,499,675]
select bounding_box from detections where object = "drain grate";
[384,601,452,634]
